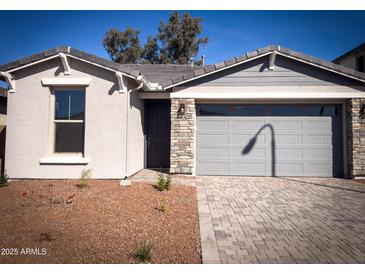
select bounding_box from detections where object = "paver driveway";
[197,176,365,264]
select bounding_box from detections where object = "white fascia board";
[41,77,92,86]
[65,54,136,80]
[171,86,365,99]
[5,55,60,73]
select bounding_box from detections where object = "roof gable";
[180,54,364,88]
[165,45,365,89]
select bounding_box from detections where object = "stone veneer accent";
[170,98,195,174]
[346,98,365,178]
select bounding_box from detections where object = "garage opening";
[196,104,343,177]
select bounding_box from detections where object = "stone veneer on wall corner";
[346,98,365,178]
[170,98,195,174]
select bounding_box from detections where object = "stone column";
[170,99,195,174]
[346,98,365,178]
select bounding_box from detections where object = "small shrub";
[160,196,169,212]
[135,239,154,263]
[156,173,171,191]
[0,173,9,187]
[76,168,92,188]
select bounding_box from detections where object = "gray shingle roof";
[165,45,365,88]
[1,45,365,90]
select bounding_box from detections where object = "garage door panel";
[232,120,266,130]
[305,119,332,131]
[197,133,229,145]
[198,147,229,158]
[275,134,303,145]
[230,161,268,175]
[198,119,229,130]
[276,148,303,159]
[304,163,332,175]
[230,146,267,158]
[276,163,303,175]
[196,104,343,177]
[304,148,332,159]
[305,134,332,145]
[269,120,303,131]
[231,134,266,145]
[197,162,229,175]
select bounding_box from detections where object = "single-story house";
[1,45,365,179]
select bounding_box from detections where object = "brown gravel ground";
[0,180,201,264]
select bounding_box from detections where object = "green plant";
[0,173,9,187]
[156,172,171,191]
[135,239,154,263]
[76,168,92,188]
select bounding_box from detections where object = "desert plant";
[160,196,169,212]
[156,172,171,191]
[0,173,9,187]
[135,239,154,263]
[76,168,92,188]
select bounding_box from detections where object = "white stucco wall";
[5,57,145,179]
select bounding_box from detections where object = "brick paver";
[197,176,365,264]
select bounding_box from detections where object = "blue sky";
[0,10,364,65]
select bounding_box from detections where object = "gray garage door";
[196,104,343,177]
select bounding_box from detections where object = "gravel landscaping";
[0,180,201,264]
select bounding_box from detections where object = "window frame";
[51,88,86,155]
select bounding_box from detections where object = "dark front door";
[145,100,171,169]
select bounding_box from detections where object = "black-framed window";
[54,90,85,153]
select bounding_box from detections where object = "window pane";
[55,92,69,119]
[70,91,85,120]
[55,122,84,153]
[55,90,85,120]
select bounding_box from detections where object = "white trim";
[59,53,71,75]
[65,54,135,80]
[39,156,90,164]
[164,52,272,89]
[5,55,60,73]
[0,71,15,92]
[171,86,365,99]
[3,52,136,80]
[41,77,92,86]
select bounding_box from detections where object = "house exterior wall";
[5,57,144,179]
[346,98,365,178]
[170,98,195,174]
[127,85,145,176]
